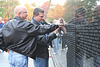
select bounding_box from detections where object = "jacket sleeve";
[36,32,57,46]
[26,22,59,36]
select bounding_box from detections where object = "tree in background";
[5,0,19,20]
[63,0,82,22]
[0,1,5,18]
[41,0,51,20]
[31,3,37,8]
[47,4,65,21]
[0,0,20,21]
[0,0,99,23]
[24,3,33,21]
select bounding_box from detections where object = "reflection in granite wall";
[65,19,100,67]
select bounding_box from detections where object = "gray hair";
[33,7,44,16]
[14,5,27,14]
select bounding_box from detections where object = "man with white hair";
[2,5,59,67]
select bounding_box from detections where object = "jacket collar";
[31,18,41,25]
[13,16,25,23]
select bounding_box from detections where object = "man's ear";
[17,12,21,17]
[34,15,37,19]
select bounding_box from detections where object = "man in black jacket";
[2,5,59,67]
[31,7,60,67]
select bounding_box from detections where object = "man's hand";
[56,21,64,27]
[61,26,67,34]
[54,27,60,34]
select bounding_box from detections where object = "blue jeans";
[33,59,36,67]
[35,57,48,67]
[8,50,28,67]
[59,36,62,44]
[52,38,59,54]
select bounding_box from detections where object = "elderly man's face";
[19,8,28,20]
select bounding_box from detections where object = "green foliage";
[46,17,53,22]
[0,1,5,17]
[0,0,20,20]
[0,8,5,17]
[63,0,79,22]
[31,3,37,7]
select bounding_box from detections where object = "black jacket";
[31,19,57,58]
[2,16,58,59]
